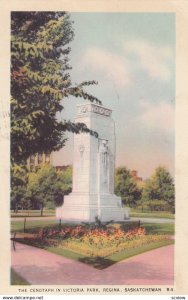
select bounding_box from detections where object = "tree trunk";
[40,204,44,217]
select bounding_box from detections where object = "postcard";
[0,0,188,297]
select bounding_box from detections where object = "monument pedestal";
[56,103,129,223]
[56,192,129,222]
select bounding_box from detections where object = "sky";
[53,13,175,180]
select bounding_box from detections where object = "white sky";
[53,13,175,180]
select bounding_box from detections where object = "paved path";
[12,216,174,223]
[12,243,174,285]
[130,217,174,224]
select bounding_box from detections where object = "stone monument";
[56,103,129,222]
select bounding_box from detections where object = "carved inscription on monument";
[78,104,111,117]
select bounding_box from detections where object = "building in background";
[55,165,70,172]
[130,170,143,182]
[27,152,53,169]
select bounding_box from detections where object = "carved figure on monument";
[79,144,85,173]
[99,139,109,193]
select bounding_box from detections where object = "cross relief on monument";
[56,103,129,222]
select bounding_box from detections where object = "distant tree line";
[11,164,175,214]
[115,166,175,213]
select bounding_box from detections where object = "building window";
[38,153,43,164]
[30,155,35,165]
[45,153,50,163]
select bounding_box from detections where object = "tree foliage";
[141,166,175,212]
[11,12,101,166]
[11,12,101,207]
[11,163,29,212]
[115,167,142,207]
[26,165,72,215]
[55,165,72,204]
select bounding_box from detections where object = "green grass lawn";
[119,221,174,235]
[129,210,175,219]
[11,268,30,285]
[11,209,55,218]
[11,220,59,233]
[11,219,175,235]
[142,222,175,235]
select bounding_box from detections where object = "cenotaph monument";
[56,103,129,222]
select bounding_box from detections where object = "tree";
[55,165,72,206]
[11,12,100,166]
[141,166,175,212]
[11,12,101,206]
[115,167,142,207]
[11,164,29,212]
[26,164,72,216]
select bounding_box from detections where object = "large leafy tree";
[141,166,175,212]
[11,12,100,204]
[115,167,142,207]
[11,12,100,166]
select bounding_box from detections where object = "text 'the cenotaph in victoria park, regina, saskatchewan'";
[56,103,129,222]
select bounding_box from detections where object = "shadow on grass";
[11,268,30,285]
[120,221,141,231]
[14,238,55,249]
[78,256,115,270]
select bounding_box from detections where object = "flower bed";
[61,234,170,257]
[17,224,171,258]
[36,224,146,240]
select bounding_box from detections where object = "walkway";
[12,243,174,285]
[130,217,174,224]
[11,216,174,224]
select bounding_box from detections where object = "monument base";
[56,193,129,223]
